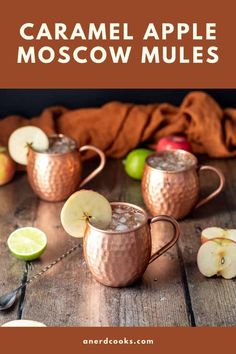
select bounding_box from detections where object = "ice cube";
[114,208,124,214]
[47,136,77,154]
[115,224,129,231]
[119,217,127,223]
[134,213,145,223]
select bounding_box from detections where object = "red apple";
[0,147,16,186]
[156,135,192,152]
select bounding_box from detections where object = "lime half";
[7,227,47,261]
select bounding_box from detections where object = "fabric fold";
[0,91,235,159]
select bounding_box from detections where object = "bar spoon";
[0,243,80,311]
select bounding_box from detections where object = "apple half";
[8,126,49,165]
[61,190,112,238]
[197,238,236,279]
[201,227,236,243]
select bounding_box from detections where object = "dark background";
[0,89,235,118]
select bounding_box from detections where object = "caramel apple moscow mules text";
[17,22,219,64]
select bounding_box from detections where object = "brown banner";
[0,327,236,354]
[0,0,235,88]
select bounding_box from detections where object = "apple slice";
[201,227,236,243]
[201,227,224,243]
[8,126,49,165]
[197,238,236,279]
[226,229,236,243]
[1,320,46,327]
[61,190,112,238]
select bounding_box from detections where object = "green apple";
[124,148,153,180]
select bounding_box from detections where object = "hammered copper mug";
[27,134,106,202]
[142,150,225,220]
[83,202,180,287]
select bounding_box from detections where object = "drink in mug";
[45,135,77,154]
[27,134,105,202]
[142,150,225,219]
[84,202,179,287]
[106,204,146,232]
[147,150,194,171]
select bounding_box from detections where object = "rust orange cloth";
[0,91,236,159]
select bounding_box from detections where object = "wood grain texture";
[179,157,236,326]
[0,173,38,325]
[0,158,236,327]
[21,160,189,326]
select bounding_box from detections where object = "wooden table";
[0,157,236,327]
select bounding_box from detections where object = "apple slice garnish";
[61,190,112,238]
[201,227,236,243]
[8,126,49,165]
[197,238,236,279]
[1,320,46,327]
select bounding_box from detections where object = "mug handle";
[79,145,106,187]
[148,215,180,264]
[195,165,225,209]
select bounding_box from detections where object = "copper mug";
[142,150,225,220]
[83,202,180,287]
[27,135,106,202]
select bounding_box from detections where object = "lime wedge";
[7,227,47,261]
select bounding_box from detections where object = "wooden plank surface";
[14,160,189,326]
[0,157,236,326]
[0,173,38,326]
[179,157,236,326]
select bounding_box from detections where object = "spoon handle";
[25,243,80,287]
